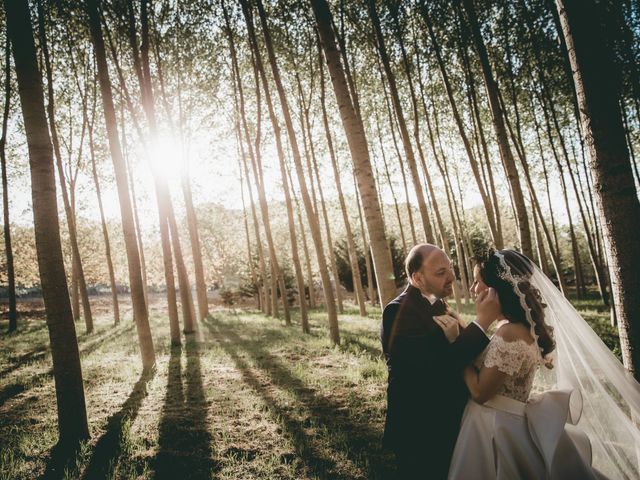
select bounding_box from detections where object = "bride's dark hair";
[476,248,555,359]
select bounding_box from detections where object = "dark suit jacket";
[380,284,489,477]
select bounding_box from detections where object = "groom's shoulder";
[382,286,414,322]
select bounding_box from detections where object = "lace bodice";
[475,335,541,402]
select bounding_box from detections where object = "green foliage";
[334,235,406,292]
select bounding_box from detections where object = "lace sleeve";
[483,336,532,376]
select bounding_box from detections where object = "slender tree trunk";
[376,57,417,246]
[37,0,93,333]
[288,168,317,310]
[375,109,407,254]
[139,0,196,334]
[86,0,155,369]
[420,3,501,248]
[312,0,397,306]
[225,1,305,329]
[231,1,291,324]
[556,0,640,379]
[88,117,120,324]
[499,91,569,295]
[294,66,344,315]
[252,0,337,341]
[460,0,533,258]
[236,123,270,315]
[353,171,377,305]
[368,0,434,244]
[181,167,208,321]
[0,34,16,332]
[308,129,344,314]
[7,0,90,444]
[239,164,260,310]
[319,58,366,316]
[152,12,208,325]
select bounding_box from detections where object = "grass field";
[0,293,615,479]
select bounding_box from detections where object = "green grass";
[0,298,394,479]
[0,293,616,479]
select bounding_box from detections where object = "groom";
[380,244,499,479]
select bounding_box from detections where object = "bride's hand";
[476,288,501,331]
[434,314,460,343]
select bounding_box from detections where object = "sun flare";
[149,134,183,181]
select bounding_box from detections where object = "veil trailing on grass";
[496,249,640,479]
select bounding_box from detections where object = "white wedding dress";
[446,249,640,480]
[448,334,603,479]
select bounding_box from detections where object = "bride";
[446,249,640,479]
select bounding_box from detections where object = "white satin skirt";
[447,391,605,479]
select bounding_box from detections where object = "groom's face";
[414,249,455,298]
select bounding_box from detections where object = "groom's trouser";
[395,447,450,480]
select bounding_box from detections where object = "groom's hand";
[434,314,460,343]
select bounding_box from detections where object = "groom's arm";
[446,322,490,370]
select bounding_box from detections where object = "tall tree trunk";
[294,66,344,315]
[354,171,377,305]
[499,91,569,295]
[239,163,260,310]
[86,0,155,369]
[320,55,366,316]
[231,1,291,324]
[225,0,304,330]
[6,0,90,444]
[1,34,16,332]
[375,108,407,254]
[152,12,209,324]
[236,123,270,315]
[88,118,120,325]
[181,166,208,321]
[139,0,196,334]
[312,0,397,306]
[376,57,417,246]
[460,0,533,258]
[125,0,181,336]
[556,0,640,379]
[368,0,433,244]
[288,168,317,310]
[252,0,337,342]
[420,3,501,248]
[307,128,344,314]
[37,0,94,333]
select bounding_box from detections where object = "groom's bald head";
[405,243,440,279]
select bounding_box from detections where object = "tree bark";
[86,0,155,369]
[319,54,366,316]
[460,0,533,258]
[252,0,338,341]
[6,0,90,444]
[87,90,120,325]
[312,0,397,306]
[37,0,94,333]
[0,33,16,332]
[139,0,196,334]
[368,0,434,244]
[420,3,502,248]
[556,0,640,379]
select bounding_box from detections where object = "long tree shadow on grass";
[202,317,395,480]
[153,337,218,479]
[79,368,156,479]
[338,332,383,362]
[0,323,134,407]
[0,323,135,408]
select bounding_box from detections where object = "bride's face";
[470,265,489,298]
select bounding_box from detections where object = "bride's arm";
[463,365,507,404]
